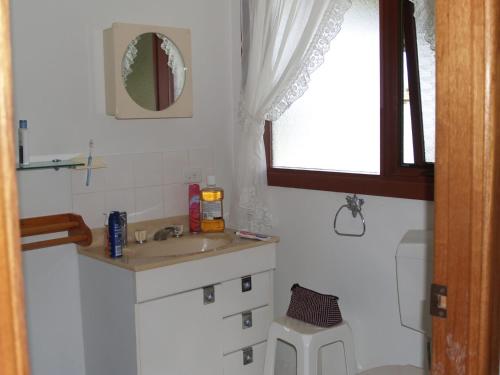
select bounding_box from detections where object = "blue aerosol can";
[108,211,123,258]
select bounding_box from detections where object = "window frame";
[264,0,434,201]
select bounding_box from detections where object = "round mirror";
[121,32,186,111]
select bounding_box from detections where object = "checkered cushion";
[286,283,343,327]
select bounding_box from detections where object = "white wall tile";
[134,186,164,222]
[102,154,135,190]
[104,189,135,214]
[133,152,163,188]
[188,148,215,182]
[72,192,105,229]
[163,184,188,217]
[71,168,107,194]
[163,150,188,185]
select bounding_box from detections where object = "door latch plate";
[430,283,447,318]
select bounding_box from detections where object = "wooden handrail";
[20,213,92,251]
[21,221,80,236]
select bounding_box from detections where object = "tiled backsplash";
[71,148,214,228]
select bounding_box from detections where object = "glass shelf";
[16,159,85,171]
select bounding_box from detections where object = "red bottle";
[189,184,201,233]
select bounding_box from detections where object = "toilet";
[264,230,433,375]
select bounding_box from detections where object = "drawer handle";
[241,276,252,292]
[242,347,253,365]
[242,311,253,329]
[203,285,215,304]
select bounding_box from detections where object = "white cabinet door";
[136,286,223,375]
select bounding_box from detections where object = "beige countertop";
[77,216,279,272]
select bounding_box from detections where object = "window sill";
[267,167,434,201]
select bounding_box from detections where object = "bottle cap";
[207,175,216,186]
[19,120,27,129]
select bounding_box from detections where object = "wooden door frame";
[433,0,500,374]
[0,0,30,373]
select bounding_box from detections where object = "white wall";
[11,0,237,374]
[18,170,86,375]
[269,187,433,373]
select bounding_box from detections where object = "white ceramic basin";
[131,233,233,257]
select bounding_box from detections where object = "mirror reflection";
[121,32,186,111]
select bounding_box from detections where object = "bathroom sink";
[130,233,233,258]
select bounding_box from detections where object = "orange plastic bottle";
[200,176,225,232]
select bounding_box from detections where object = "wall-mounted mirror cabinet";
[104,23,193,119]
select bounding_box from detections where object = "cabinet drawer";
[135,244,276,303]
[223,341,267,375]
[222,305,272,354]
[220,271,272,317]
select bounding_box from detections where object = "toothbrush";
[85,139,93,186]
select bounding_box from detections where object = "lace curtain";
[409,0,436,160]
[122,36,141,87]
[410,0,435,51]
[231,0,351,232]
[156,34,186,100]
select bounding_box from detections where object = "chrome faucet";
[153,225,183,241]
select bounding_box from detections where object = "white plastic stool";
[263,317,357,375]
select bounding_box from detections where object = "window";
[401,0,436,165]
[265,0,434,200]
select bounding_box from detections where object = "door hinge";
[430,283,447,318]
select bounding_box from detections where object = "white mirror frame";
[103,22,193,119]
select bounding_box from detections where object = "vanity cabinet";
[79,242,276,375]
